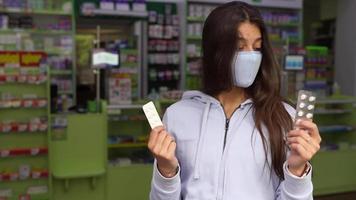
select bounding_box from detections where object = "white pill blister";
[142,101,163,129]
[299,102,305,108]
[300,94,307,100]
[309,96,316,102]
[306,113,313,119]
[297,111,304,117]
[307,105,314,110]
[295,90,316,123]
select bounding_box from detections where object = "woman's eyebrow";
[238,37,246,42]
[238,37,262,42]
[254,37,262,42]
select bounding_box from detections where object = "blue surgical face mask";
[232,51,262,88]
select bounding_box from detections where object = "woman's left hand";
[286,119,322,177]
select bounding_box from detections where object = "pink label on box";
[30,148,39,155]
[23,100,33,108]
[9,173,18,181]
[0,150,9,157]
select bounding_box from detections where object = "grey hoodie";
[150,90,313,200]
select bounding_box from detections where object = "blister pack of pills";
[142,101,163,129]
[295,90,316,122]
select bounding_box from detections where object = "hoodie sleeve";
[149,108,181,200]
[275,161,313,200]
[274,103,313,200]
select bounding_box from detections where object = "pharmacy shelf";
[305,79,328,82]
[186,54,201,59]
[107,104,143,110]
[0,29,72,35]
[121,49,138,54]
[108,143,147,149]
[0,122,48,133]
[108,115,145,121]
[187,36,202,40]
[319,125,355,134]
[120,62,139,68]
[0,99,48,109]
[264,22,299,27]
[58,90,74,95]
[317,98,356,104]
[315,109,354,115]
[270,38,300,44]
[0,170,49,182]
[187,16,205,22]
[0,130,48,134]
[111,67,138,74]
[0,82,47,85]
[46,50,73,56]
[148,50,180,54]
[0,8,72,16]
[305,63,330,68]
[0,81,47,85]
[186,71,201,75]
[89,9,148,18]
[312,149,356,195]
[0,147,48,158]
[50,70,73,76]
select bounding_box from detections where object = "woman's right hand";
[148,126,179,178]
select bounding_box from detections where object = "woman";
[148,1,321,200]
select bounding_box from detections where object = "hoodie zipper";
[221,104,240,152]
[218,104,247,200]
[223,119,230,151]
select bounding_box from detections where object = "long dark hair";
[201,1,293,180]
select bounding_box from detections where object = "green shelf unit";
[107,104,150,155]
[119,49,139,72]
[303,46,333,97]
[312,149,356,196]
[0,8,71,16]
[120,49,138,55]
[106,164,152,200]
[49,70,73,76]
[186,35,202,40]
[264,22,299,28]
[146,2,182,95]
[49,101,108,200]
[270,38,300,44]
[0,29,72,36]
[105,100,178,200]
[186,16,205,23]
[108,143,147,149]
[0,65,51,199]
[45,50,73,56]
[120,62,139,68]
[50,113,107,179]
[105,102,153,200]
[311,96,356,196]
[57,90,73,95]
[0,1,77,113]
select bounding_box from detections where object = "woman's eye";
[238,45,245,51]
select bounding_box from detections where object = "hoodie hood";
[182,90,221,105]
[182,90,253,109]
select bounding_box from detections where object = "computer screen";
[284,55,304,71]
[92,48,120,69]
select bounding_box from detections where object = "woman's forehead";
[237,22,261,40]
